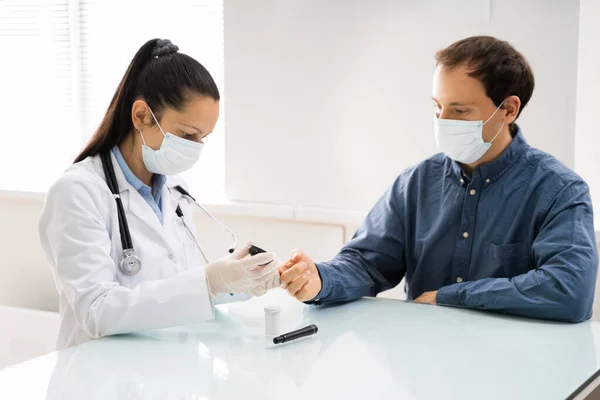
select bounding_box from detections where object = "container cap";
[264,305,281,314]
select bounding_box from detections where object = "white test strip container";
[264,305,281,336]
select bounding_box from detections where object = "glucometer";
[228,244,268,255]
[227,244,270,266]
[248,245,267,256]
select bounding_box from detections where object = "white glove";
[206,245,278,297]
[248,259,282,297]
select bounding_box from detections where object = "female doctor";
[38,38,280,349]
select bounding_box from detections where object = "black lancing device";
[273,324,319,344]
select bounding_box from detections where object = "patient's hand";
[278,250,322,302]
[414,291,438,305]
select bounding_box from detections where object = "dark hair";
[75,38,220,163]
[435,36,534,133]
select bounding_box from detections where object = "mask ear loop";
[484,99,507,144]
[138,129,148,145]
[148,107,167,137]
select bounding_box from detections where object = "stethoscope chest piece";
[119,248,142,276]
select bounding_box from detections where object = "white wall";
[192,214,343,263]
[575,0,600,225]
[0,195,57,312]
[224,0,580,212]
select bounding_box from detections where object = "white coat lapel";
[162,180,205,268]
[107,152,173,252]
[161,182,177,235]
[162,179,188,252]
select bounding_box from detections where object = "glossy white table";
[1,291,599,400]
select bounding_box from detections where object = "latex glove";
[248,259,282,297]
[206,245,277,297]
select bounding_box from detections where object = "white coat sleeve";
[38,175,215,339]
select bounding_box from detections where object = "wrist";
[205,262,224,297]
[305,263,328,304]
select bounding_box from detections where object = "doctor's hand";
[205,246,278,297]
[278,249,322,302]
[223,242,282,297]
[247,260,282,297]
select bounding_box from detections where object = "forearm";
[68,267,214,338]
[312,248,402,304]
[307,176,408,304]
[436,267,595,322]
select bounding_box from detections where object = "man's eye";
[455,109,468,114]
[182,133,194,139]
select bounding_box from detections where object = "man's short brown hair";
[435,36,535,128]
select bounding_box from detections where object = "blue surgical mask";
[139,108,204,175]
[434,100,505,164]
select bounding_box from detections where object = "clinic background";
[1,0,600,366]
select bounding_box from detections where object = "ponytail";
[74,38,219,163]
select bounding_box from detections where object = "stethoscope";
[100,152,265,276]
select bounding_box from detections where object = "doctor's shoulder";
[42,155,114,221]
[166,174,190,192]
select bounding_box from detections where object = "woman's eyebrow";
[181,123,204,134]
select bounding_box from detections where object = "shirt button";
[456,277,463,283]
[460,179,465,185]
[470,189,476,196]
[168,254,174,260]
[462,232,469,239]
[485,178,491,184]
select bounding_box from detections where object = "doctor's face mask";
[138,96,219,175]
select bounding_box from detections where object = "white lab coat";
[39,152,214,349]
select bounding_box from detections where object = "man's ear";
[503,95,521,124]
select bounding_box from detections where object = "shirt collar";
[448,125,529,185]
[111,146,166,199]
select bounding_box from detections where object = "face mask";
[434,100,505,164]
[139,108,204,175]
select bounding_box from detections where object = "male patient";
[279,36,598,322]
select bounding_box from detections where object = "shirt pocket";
[484,242,533,278]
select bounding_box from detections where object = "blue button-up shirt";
[112,147,166,224]
[315,128,598,322]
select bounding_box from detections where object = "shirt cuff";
[304,263,331,305]
[436,285,462,306]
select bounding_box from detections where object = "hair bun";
[152,39,179,58]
